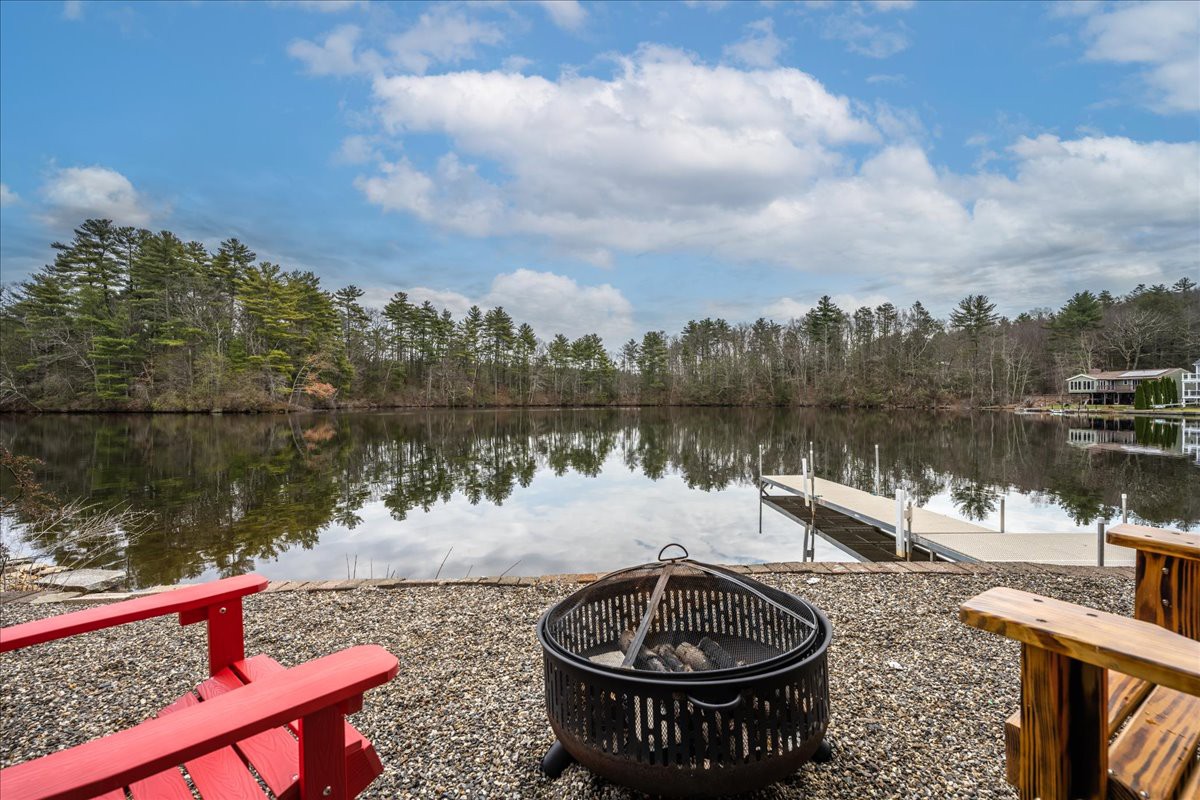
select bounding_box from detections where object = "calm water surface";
[2,409,1197,587]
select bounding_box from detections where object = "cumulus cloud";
[346,43,1197,310]
[374,269,634,343]
[288,24,380,76]
[40,166,153,228]
[723,18,786,68]
[366,46,876,223]
[288,7,504,77]
[389,6,505,74]
[536,0,586,32]
[0,183,19,207]
[1077,0,1200,113]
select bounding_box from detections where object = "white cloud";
[501,55,534,73]
[682,0,730,9]
[388,6,504,74]
[536,0,587,32]
[866,73,906,84]
[334,134,380,165]
[352,47,1190,309]
[346,45,1196,312]
[0,184,19,207]
[62,0,84,21]
[764,292,891,320]
[366,46,877,228]
[288,24,381,76]
[355,158,435,219]
[271,0,367,12]
[288,7,504,77]
[40,166,153,228]
[723,18,786,68]
[1078,1,1200,113]
[373,269,634,344]
[823,12,910,58]
[487,269,633,342]
[867,0,915,11]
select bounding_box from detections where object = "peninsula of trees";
[2,219,1197,411]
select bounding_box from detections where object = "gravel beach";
[1,567,1133,799]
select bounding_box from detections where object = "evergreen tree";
[949,294,998,340]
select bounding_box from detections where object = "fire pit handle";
[657,543,689,562]
[685,692,743,712]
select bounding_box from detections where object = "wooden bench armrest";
[0,644,399,800]
[960,587,1200,695]
[1106,523,1200,560]
[0,574,268,653]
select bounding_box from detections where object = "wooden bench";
[994,523,1200,796]
[0,575,399,800]
[962,587,1200,800]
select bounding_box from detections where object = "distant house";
[1064,367,1186,406]
[1185,359,1200,407]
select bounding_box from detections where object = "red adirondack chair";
[0,574,398,800]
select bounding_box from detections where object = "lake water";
[2,409,1197,588]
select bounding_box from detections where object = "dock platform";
[763,474,1136,566]
[762,493,944,563]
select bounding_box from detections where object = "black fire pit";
[536,544,832,797]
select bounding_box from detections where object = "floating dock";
[762,474,1136,566]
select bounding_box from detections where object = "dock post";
[905,500,914,558]
[809,441,814,472]
[800,457,808,501]
[999,497,1005,533]
[1121,493,1128,524]
[873,444,880,494]
[895,489,906,557]
[758,447,763,534]
[1097,521,1106,567]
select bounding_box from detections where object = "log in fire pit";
[536,544,832,797]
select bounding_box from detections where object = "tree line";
[2,218,1197,411]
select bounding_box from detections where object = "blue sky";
[1,0,1197,344]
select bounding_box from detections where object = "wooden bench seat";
[1108,686,1200,800]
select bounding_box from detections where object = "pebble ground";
[0,568,1133,799]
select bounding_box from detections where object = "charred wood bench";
[0,575,399,800]
[961,523,1200,800]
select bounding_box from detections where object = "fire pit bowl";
[536,544,832,797]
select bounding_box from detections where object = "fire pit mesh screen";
[543,545,820,675]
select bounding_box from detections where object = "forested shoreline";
[2,219,1197,412]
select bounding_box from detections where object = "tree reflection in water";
[2,409,1196,586]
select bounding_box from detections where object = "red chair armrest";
[0,574,267,652]
[0,644,399,800]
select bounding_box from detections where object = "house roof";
[1083,368,1180,380]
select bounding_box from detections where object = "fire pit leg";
[540,740,576,778]
[812,738,833,763]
